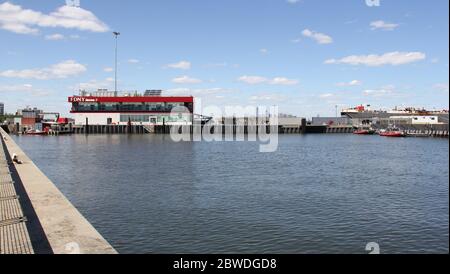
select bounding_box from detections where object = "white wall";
[74,113,193,125]
[74,113,121,125]
[412,116,439,124]
[390,116,440,125]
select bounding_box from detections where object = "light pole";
[113,31,120,94]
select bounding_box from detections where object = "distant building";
[18,107,43,129]
[68,90,194,126]
[312,117,351,126]
[0,102,4,116]
[389,116,441,125]
[42,113,60,123]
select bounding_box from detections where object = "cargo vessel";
[341,105,449,120]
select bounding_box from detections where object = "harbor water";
[12,134,449,254]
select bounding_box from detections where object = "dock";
[0,139,33,254]
[0,128,117,254]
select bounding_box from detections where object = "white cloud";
[238,75,268,85]
[302,29,333,44]
[325,51,426,66]
[1,22,38,34]
[166,87,235,96]
[319,93,335,99]
[165,61,191,70]
[76,78,114,91]
[0,60,86,80]
[203,62,228,68]
[104,67,114,72]
[237,75,299,86]
[128,59,140,64]
[44,33,81,40]
[260,48,269,55]
[172,76,202,84]
[0,83,49,96]
[336,80,362,87]
[287,0,301,4]
[0,84,35,92]
[165,88,237,104]
[433,83,449,92]
[45,33,65,40]
[270,77,299,85]
[363,89,394,97]
[250,93,287,102]
[370,20,399,31]
[363,85,396,97]
[0,2,109,35]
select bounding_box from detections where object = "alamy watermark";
[169,101,279,153]
[65,0,81,8]
[65,242,81,254]
[365,0,381,7]
[366,242,381,254]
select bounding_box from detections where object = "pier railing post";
[85,118,89,135]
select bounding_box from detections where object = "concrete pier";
[1,140,34,254]
[0,128,117,254]
[326,125,355,134]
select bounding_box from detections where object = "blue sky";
[0,0,448,118]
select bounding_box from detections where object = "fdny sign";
[69,97,98,103]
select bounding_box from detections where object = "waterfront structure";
[1,128,116,254]
[17,107,43,129]
[68,90,194,126]
[341,105,449,120]
[389,116,441,125]
[7,107,70,134]
[341,105,449,129]
[311,117,351,126]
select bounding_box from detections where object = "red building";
[68,91,194,126]
[18,107,43,129]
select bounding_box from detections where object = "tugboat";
[354,128,376,135]
[379,127,406,138]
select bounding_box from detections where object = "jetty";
[0,128,116,254]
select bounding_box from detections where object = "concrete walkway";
[0,137,34,254]
[0,128,117,254]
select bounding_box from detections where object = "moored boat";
[379,131,406,137]
[25,129,47,136]
[379,127,406,137]
[354,129,376,135]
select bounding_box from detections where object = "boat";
[379,131,406,137]
[342,105,449,119]
[25,129,47,136]
[354,129,376,135]
[378,127,406,138]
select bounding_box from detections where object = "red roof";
[68,96,194,103]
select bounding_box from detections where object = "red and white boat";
[354,129,376,135]
[379,131,406,137]
[25,129,47,136]
[379,128,406,138]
